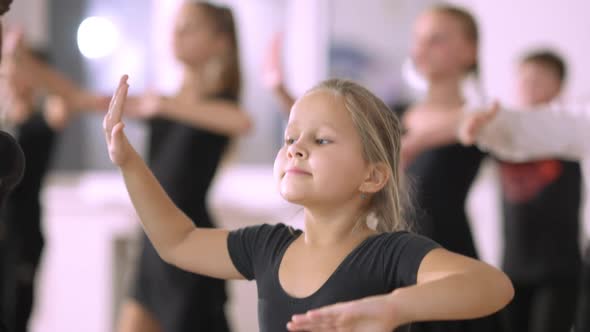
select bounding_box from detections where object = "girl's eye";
[316,138,331,145]
[285,137,295,145]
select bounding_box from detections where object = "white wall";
[450,0,590,103]
[283,0,330,96]
[329,0,436,102]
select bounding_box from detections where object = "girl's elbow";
[159,246,187,269]
[499,272,515,307]
[157,248,175,266]
[489,269,514,311]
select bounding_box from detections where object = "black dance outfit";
[0,113,55,332]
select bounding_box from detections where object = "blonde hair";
[308,79,410,233]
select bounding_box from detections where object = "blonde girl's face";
[172,3,220,66]
[273,90,369,208]
[410,11,476,80]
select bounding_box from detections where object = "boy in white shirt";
[459,83,590,332]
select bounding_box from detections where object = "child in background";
[1,93,71,332]
[458,78,590,332]
[402,7,507,332]
[0,32,108,331]
[494,50,582,332]
[0,0,18,208]
[115,3,250,331]
[1,3,251,331]
[402,4,484,259]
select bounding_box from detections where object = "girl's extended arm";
[288,248,513,331]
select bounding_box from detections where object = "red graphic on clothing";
[499,160,563,203]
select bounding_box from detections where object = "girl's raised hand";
[103,75,133,167]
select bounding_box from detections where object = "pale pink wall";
[451,0,590,103]
[3,0,48,48]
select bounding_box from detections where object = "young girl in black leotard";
[400,5,502,332]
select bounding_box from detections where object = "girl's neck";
[424,76,465,108]
[302,205,376,247]
[179,65,207,98]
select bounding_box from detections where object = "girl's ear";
[359,162,390,194]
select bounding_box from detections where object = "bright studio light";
[77,16,119,59]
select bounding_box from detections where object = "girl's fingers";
[104,75,129,133]
[109,75,129,124]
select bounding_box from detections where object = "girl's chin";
[281,192,305,204]
[280,187,309,205]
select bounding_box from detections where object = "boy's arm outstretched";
[459,101,590,161]
[104,75,243,280]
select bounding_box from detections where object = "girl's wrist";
[119,145,142,171]
[387,287,416,326]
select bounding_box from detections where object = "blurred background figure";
[0,0,22,214]
[0,30,110,332]
[499,50,582,331]
[496,50,582,332]
[114,2,249,332]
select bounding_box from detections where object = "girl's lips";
[286,167,311,175]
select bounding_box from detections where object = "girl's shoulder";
[373,231,441,287]
[368,231,440,255]
[227,223,302,280]
[229,223,302,249]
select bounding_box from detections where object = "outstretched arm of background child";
[287,248,513,331]
[3,29,109,112]
[21,52,108,111]
[263,32,296,113]
[124,87,252,136]
[104,75,244,280]
[459,101,590,161]
[400,106,463,168]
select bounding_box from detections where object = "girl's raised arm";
[104,75,244,280]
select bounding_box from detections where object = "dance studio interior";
[1,0,589,331]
